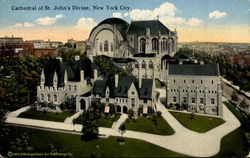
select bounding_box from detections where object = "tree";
[128,109,135,119]
[10,132,33,152]
[81,110,99,141]
[239,99,249,110]
[119,124,126,138]
[231,91,239,102]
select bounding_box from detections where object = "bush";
[156,111,162,117]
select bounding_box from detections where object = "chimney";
[53,71,58,87]
[115,74,119,87]
[75,55,80,61]
[200,61,204,65]
[139,77,142,88]
[179,61,183,65]
[64,70,68,85]
[56,57,62,62]
[80,70,84,81]
[94,69,98,80]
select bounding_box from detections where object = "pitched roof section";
[169,64,220,76]
[93,75,154,99]
[43,57,93,87]
[127,20,172,36]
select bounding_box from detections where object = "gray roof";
[43,57,93,87]
[93,75,153,99]
[127,20,173,36]
[169,64,220,76]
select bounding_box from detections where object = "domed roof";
[89,18,129,38]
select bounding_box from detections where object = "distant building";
[0,36,23,44]
[33,48,57,57]
[75,41,86,54]
[67,38,76,45]
[0,43,34,57]
[232,52,250,65]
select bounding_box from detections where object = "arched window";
[99,42,103,52]
[54,95,57,102]
[135,62,139,68]
[161,38,167,51]
[104,40,109,52]
[41,93,44,102]
[110,42,113,51]
[170,39,175,51]
[47,94,51,102]
[141,60,146,68]
[152,38,159,51]
[139,38,146,53]
[149,60,153,69]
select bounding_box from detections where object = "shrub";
[156,111,162,117]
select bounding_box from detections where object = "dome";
[89,18,129,38]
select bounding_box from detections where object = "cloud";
[112,12,123,18]
[74,17,97,30]
[124,12,129,17]
[209,10,227,19]
[13,22,35,27]
[129,2,177,20]
[186,18,203,26]
[35,14,64,26]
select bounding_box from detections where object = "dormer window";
[131,91,135,95]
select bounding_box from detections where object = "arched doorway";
[123,106,128,114]
[80,99,86,111]
[117,105,121,113]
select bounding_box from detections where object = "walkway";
[64,110,83,124]
[111,114,128,129]
[5,88,241,157]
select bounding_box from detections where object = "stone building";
[162,63,222,116]
[36,56,93,112]
[87,18,178,79]
[91,75,156,114]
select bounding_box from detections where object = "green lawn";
[18,110,73,122]
[124,116,175,135]
[74,114,121,128]
[4,126,187,158]
[169,111,225,133]
[215,128,249,157]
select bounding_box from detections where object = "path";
[64,110,83,124]
[5,88,241,157]
[111,114,128,129]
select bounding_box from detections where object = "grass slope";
[169,111,225,133]
[124,116,175,135]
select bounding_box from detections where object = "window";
[170,39,175,51]
[99,42,103,52]
[131,98,135,107]
[211,98,215,104]
[140,38,146,53]
[141,60,146,68]
[68,85,71,91]
[161,38,167,51]
[47,94,51,102]
[54,95,57,102]
[41,93,44,101]
[143,99,147,103]
[135,62,139,68]
[173,96,177,102]
[201,80,203,84]
[192,80,194,84]
[131,91,135,95]
[106,98,109,102]
[152,38,159,51]
[104,40,109,52]
[211,80,214,84]
[74,85,77,91]
[184,80,186,83]
[192,98,195,103]
[200,98,204,104]
[110,42,113,51]
[183,97,187,103]
[149,60,153,69]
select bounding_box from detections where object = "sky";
[0,0,249,43]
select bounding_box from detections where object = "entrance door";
[80,99,86,111]
[123,106,128,113]
[117,105,121,113]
